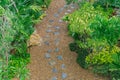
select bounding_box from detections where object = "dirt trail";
[28,0,108,80]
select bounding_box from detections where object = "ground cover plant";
[0,0,51,80]
[65,1,120,80]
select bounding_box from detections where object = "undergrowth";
[0,0,51,80]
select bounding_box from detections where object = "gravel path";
[28,0,108,80]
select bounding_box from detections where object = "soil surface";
[28,0,108,80]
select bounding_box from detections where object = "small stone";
[55,26,60,30]
[49,60,56,66]
[67,9,72,12]
[54,32,60,35]
[64,5,68,8]
[54,38,60,45]
[71,6,75,9]
[57,55,63,60]
[49,20,54,23]
[70,4,76,9]
[70,3,74,6]
[58,8,64,13]
[59,19,63,23]
[54,48,59,52]
[61,64,65,69]
[52,76,57,80]
[45,53,51,58]
[46,29,52,33]
[54,13,59,18]
[62,72,67,79]
[52,68,58,73]
[65,12,68,15]
[45,35,50,38]
[47,25,52,28]
[55,38,60,42]
[44,41,49,45]
[47,49,52,53]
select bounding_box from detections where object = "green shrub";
[64,2,110,48]
[93,0,120,8]
[0,0,51,79]
[69,42,79,52]
[64,3,110,68]
[65,2,120,79]
[69,42,91,68]
[0,7,15,79]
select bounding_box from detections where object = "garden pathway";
[28,0,108,80]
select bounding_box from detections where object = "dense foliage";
[93,0,120,8]
[0,0,51,80]
[65,1,120,80]
[66,0,120,8]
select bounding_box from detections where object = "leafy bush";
[69,43,90,68]
[109,52,120,80]
[0,0,51,79]
[0,6,16,79]
[64,3,110,48]
[66,0,120,8]
[65,2,120,79]
[93,0,120,8]
[64,3,110,68]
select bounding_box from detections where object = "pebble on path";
[70,4,75,9]
[47,49,52,53]
[55,26,60,30]
[65,12,69,15]
[52,76,57,80]
[54,32,60,35]
[44,41,49,45]
[57,55,63,60]
[58,8,64,13]
[52,68,58,73]
[49,20,54,23]
[54,13,59,18]
[45,53,51,59]
[54,38,60,45]
[59,19,63,23]
[62,72,67,79]
[46,29,52,33]
[64,5,68,8]
[47,25,52,28]
[45,35,50,38]
[67,9,72,12]
[54,48,59,52]
[49,60,56,66]
[61,64,66,69]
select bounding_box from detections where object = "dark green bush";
[69,42,91,68]
[93,0,120,8]
[69,42,79,52]
[76,48,91,68]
